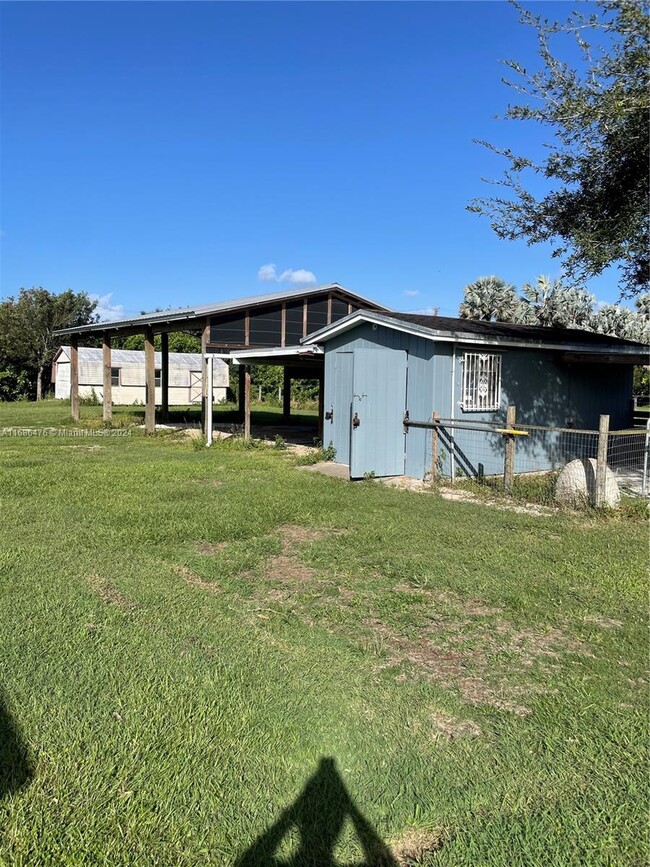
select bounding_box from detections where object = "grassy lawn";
[0,405,647,865]
[0,399,317,429]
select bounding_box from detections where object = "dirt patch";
[439,486,556,517]
[276,524,330,545]
[366,611,589,715]
[390,827,447,865]
[194,540,228,556]
[394,585,502,618]
[431,711,482,739]
[85,574,134,608]
[172,564,220,594]
[583,614,623,629]
[258,525,341,584]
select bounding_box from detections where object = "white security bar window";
[110,367,120,387]
[154,368,162,388]
[461,352,502,411]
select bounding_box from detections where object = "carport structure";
[54,284,388,436]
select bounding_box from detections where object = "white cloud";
[278,268,317,284]
[258,263,278,282]
[403,289,419,297]
[258,263,317,285]
[90,292,125,322]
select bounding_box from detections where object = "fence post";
[431,412,439,482]
[503,404,516,493]
[595,414,610,508]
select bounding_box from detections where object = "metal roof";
[55,346,227,368]
[53,283,388,336]
[303,310,649,356]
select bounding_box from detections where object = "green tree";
[468,0,650,296]
[116,332,201,353]
[458,276,519,321]
[458,275,650,344]
[0,288,97,400]
[519,276,595,329]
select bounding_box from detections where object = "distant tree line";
[0,287,98,401]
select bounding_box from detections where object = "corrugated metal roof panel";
[56,347,227,368]
[54,284,389,336]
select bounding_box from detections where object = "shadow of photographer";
[235,757,397,867]
[0,690,33,800]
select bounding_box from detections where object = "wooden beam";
[503,404,516,493]
[283,367,291,419]
[144,326,156,434]
[243,365,251,440]
[244,309,250,346]
[70,335,79,422]
[160,332,169,421]
[347,301,353,315]
[302,299,308,338]
[327,294,332,324]
[102,333,112,422]
[281,303,286,347]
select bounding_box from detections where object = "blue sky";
[0,1,624,321]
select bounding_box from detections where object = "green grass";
[0,399,317,429]
[0,403,648,865]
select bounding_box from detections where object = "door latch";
[352,412,361,428]
[325,406,334,422]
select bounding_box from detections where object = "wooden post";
[327,294,333,324]
[281,303,286,347]
[70,335,79,422]
[238,365,246,420]
[431,411,439,482]
[144,326,156,434]
[243,365,251,440]
[160,332,169,422]
[503,404,516,493]
[302,299,308,338]
[102,333,112,422]
[317,372,325,441]
[283,367,291,420]
[595,414,610,508]
[244,309,250,346]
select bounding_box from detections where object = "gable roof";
[53,284,389,337]
[303,310,649,357]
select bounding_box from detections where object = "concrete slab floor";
[296,462,350,480]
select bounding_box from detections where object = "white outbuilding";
[52,346,229,406]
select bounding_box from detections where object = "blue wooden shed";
[304,311,647,480]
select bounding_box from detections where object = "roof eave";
[303,310,648,356]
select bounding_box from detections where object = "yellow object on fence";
[495,428,529,437]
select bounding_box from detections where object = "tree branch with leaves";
[468,0,650,297]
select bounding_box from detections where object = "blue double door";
[332,348,407,479]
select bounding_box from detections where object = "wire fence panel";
[412,415,650,505]
[607,430,649,497]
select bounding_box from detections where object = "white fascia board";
[227,345,323,364]
[304,311,645,357]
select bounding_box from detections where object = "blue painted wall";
[322,322,634,480]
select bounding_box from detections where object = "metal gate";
[349,348,407,478]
